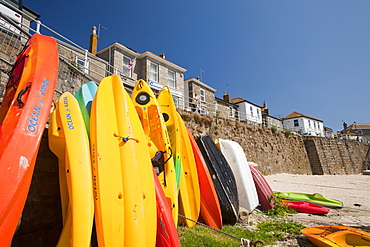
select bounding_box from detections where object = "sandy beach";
[245,174,370,246]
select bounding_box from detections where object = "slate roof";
[229,97,263,108]
[283,111,323,122]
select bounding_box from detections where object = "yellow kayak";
[90,75,156,246]
[176,112,201,227]
[48,92,94,246]
[131,79,178,226]
[157,86,182,189]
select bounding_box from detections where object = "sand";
[244,174,370,246]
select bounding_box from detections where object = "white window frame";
[229,106,235,118]
[173,95,179,108]
[149,62,158,82]
[200,106,206,114]
[168,70,176,88]
[122,55,132,77]
[294,119,299,127]
[200,88,205,102]
[76,56,89,74]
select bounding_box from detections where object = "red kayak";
[153,169,180,247]
[187,129,222,229]
[249,165,274,210]
[0,34,58,246]
[282,200,330,215]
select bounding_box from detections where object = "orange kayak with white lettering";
[0,33,58,246]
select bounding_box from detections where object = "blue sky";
[23,0,370,132]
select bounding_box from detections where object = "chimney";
[160,53,166,59]
[223,91,230,102]
[263,101,267,109]
[89,26,98,55]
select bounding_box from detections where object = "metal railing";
[0,7,287,133]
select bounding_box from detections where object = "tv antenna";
[97,24,108,37]
[200,68,204,81]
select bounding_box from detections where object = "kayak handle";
[16,84,31,108]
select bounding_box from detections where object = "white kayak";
[217,139,259,212]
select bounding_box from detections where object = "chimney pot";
[223,93,230,102]
[89,26,98,55]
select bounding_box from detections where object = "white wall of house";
[283,117,324,136]
[237,102,262,125]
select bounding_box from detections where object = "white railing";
[0,7,289,134]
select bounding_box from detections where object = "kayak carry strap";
[151,147,172,186]
[16,84,31,108]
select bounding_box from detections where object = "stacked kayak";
[131,79,178,226]
[175,111,200,227]
[249,165,274,210]
[48,92,94,246]
[301,225,370,247]
[74,80,98,134]
[282,200,330,215]
[217,139,259,213]
[196,135,239,225]
[90,75,156,246]
[0,33,58,246]
[157,86,182,189]
[274,192,343,208]
[188,129,222,229]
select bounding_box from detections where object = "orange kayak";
[0,33,58,246]
[301,225,370,247]
[187,129,222,229]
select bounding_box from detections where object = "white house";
[230,97,263,125]
[282,111,324,137]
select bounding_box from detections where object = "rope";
[178,214,264,246]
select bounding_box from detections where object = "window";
[294,119,299,127]
[308,120,311,127]
[173,96,179,108]
[257,109,260,118]
[122,55,132,76]
[149,62,158,82]
[76,56,89,73]
[250,106,253,116]
[229,106,234,118]
[168,70,176,88]
[200,106,206,114]
[200,88,205,102]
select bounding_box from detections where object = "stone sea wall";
[180,110,369,175]
[304,136,369,175]
[180,110,312,175]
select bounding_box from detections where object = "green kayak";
[273,192,343,208]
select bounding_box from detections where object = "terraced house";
[282,111,324,137]
[96,42,186,109]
